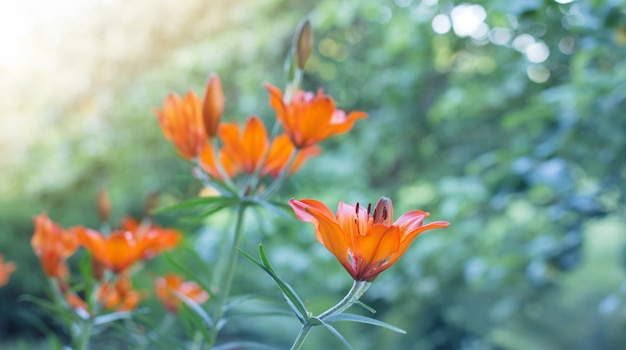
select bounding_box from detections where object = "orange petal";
[289,199,350,271]
[241,116,269,173]
[104,231,140,273]
[75,226,108,265]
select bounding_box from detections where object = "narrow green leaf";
[258,244,275,273]
[250,198,293,220]
[213,341,278,350]
[93,309,148,326]
[238,247,308,323]
[354,300,377,314]
[175,290,213,328]
[323,313,407,334]
[313,317,354,350]
[152,196,238,215]
[179,302,213,342]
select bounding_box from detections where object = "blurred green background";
[1,0,625,349]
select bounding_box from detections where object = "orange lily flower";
[155,274,209,313]
[31,213,79,279]
[155,75,225,160]
[289,197,449,281]
[154,91,207,160]
[218,116,269,174]
[98,274,142,312]
[266,84,367,149]
[0,254,16,287]
[75,227,144,274]
[120,217,182,260]
[200,116,320,179]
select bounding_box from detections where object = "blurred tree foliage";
[1,0,625,349]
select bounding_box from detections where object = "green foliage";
[1,0,626,349]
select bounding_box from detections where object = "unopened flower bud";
[203,74,225,138]
[372,197,394,225]
[97,187,112,223]
[293,18,312,69]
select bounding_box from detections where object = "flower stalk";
[290,280,371,350]
[207,203,248,347]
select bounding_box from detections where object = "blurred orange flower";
[75,227,144,274]
[266,84,367,149]
[155,74,225,160]
[76,220,180,274]
[99,274,142,312]
[290,197,449,281]
[0,254,17,287]
[120,217,181,260]
[31,213,79,280]
[155,274,209,313]
[154,91,207,160]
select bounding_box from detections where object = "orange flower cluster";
[266,84,367,149]
[154,76,366,183]
[290,197,449,281]
[0,254,16,287]
[155,274,209,313]
[30,211,184,313]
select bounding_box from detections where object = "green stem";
[318,280,371,320]
[290,281,371,350]
[290,324,312,350]
[75,320,94,350]
[207,204,248,348]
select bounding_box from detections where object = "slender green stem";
[190,330,204,350]
[207,204,248,348]
[318,281,371,320]
[290,281,371,349]
[210,138,237,190]
[290,324,312,350]
[75,320,94,350]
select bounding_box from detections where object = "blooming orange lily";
[120,217,181,260]
[290,197,449,281]
[75,227,144,274]
[76,220,180,274]
[200,116,320,179]
[31,213,79,280]
[266,84,367,149]
[154,74,224,160]
[155,274,209,313]
[0,254,16,287]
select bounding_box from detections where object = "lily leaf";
[175,290,213,329]
[238,245,308,323]
[323,313,407,334]
[311,316,354,350]
[213,341,278,350]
